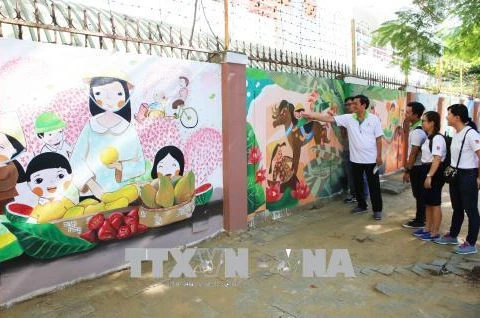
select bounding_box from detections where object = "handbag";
[444,128,473,183]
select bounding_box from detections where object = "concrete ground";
[2,174,480,317]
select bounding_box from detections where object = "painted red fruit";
[124,216,138,234]
[137,223,148,234]
[97,220,117,241]
[116,225,132,239]
[108,212,124,230]
[8,203,33,216]
[88,213,105,231]
[127,208,139,221]
[80,229,97,243]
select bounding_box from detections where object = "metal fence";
[0,0,456,93]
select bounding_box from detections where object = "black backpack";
[428,133,452,168]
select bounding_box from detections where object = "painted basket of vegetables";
[139,172,196,227]
[138,194,195,228]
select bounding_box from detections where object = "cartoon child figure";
[70,74,145,199]
[292,103,314,142]
[151,145,185,178]
[135,90,167,122]
[35,112,72,158]
[172,76,189,111]
[25,152,77,205]
[0,132,26,212]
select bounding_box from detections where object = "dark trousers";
[410,165,426,222]
[449,168,480,245]
[351,162,383,212]
[342,150,369,198]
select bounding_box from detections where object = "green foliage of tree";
[372,0,480,83]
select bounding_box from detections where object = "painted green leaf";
[247,164,265,214]
[246,68,268,80]
[247,122,259,150]
[3,222,97,260]
[266,187,298,211]
[271,73,311,93]
[209,93,216,99]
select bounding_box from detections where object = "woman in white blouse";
[414,111,446,241]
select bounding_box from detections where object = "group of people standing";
[403,102,480,255]
[302,97,480,255]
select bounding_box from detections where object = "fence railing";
[0,0,472,95]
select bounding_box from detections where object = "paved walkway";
[2,174,480,317]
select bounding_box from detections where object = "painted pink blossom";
[248,146,262,164]
[255,167,266,184]
[266,182,282,203]
[291,181,310,200]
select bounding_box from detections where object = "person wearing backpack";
[402,102,427,229]
[435,104,480,255]
[414,111,447,241]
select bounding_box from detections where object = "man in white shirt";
[303,95,384,220]
[435,104,480,255]
[402,102,427,228]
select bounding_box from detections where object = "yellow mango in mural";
[155,174,175,208]
[63,206,85,218]
[100,146,119,165]
[33,201,67,223]
[104,197,129,210]
[174,171,195,204]
[140,184,157,208]
[84,203,105,215]
[78,198,100,207]
[102,185,138,203]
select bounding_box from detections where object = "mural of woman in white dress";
[70,75,145,199]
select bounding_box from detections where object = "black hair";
[344,97,354,103]
[423,111,441,135]
[179,76,189,86]
[4,133,25,160]
[407,102,425,118]
[151,146,185,179]
[353,95,370,109]
[25,152,72,182]
[89,77,131,122]
[269,142,286,174]
[447,104,469,123]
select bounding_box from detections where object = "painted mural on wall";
[0,38,222,262]
[246,69,411,219]
[345,84,407,174]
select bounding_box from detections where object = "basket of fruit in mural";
[4,184,148,240]
[138,172,196,227]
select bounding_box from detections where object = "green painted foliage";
[3,222,97,260]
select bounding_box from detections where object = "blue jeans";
[449,168,480,245]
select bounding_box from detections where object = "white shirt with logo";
[409,125,427,166]
[450,126,480,169]
[334,113,383,164]
[421,135,446,163]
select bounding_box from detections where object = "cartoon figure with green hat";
[35,112,72,158]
